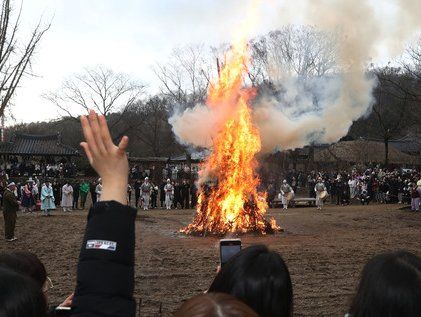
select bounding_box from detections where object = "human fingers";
[80,115,100,157]
[118,135,129,153]
[88,110,107,155]
[98,114,114,151]
[80,142,93,164]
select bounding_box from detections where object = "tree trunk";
[384,138,389,167]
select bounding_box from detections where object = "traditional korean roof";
[0,133,78,156]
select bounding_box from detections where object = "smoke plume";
[169,0,421,151]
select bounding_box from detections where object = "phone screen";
[220,239,241,265]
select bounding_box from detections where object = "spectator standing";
[159,180,166,208]
[61,182,73,212]
[348,177,357,199]
[21,179,36,213]
[41,181,55,216]
[79,180,90,209]
[151,184,158,209]
[191,180,198,209]
[174,181,182,209]
[181,180,190,209]
[73,181,80,210]
[127,184,132,205]
[410,183,420,212]
[3,182,19,242]
[134,180,141,208]
[51,180,59,206]
[90,180,97,205]
[95,178,103,202]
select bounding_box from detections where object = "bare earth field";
[1,203,420,316]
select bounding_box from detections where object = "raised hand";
[80,110,128,204]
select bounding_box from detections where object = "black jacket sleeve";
[71,201,137,317]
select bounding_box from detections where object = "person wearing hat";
[140,177,152,210]
[3,182,19,241]
[41,180,55,216]
[280,180,293,210]
[314,178,327,210]
[164,179,174,210]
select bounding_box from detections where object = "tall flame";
[182,38,280,235]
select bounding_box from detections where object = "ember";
[182,38,280,235]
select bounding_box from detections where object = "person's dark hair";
[174,293,259,317]
[349,250,421,317]
[208,244,293,317]
[0,267,47,317]
[0,251,47,289]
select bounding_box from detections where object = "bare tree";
[353,67,413,166]
[154,44,212,109]
[0,0,50,118]
[250,26,337,84]
[44,66,144,119]
[111,97,183,156]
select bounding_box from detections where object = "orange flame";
[182,39,280,235]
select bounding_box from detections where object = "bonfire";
[182,38,280,236]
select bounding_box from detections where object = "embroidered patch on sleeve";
[86,239,117,251]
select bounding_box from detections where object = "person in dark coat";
[3,182,19,242]
[53,180,61,207]
[308,177,316,198]
[173,181,182,209]
[336,179,344,205]
[151,183,158,209]
[90,181,97,205]
[160,180,166,208]
[72,110,137,316]
[73,182,80,210]
[134,180,141,208]
[181,180,190,209]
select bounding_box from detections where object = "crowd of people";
[1,157,78,178]
[0,111,420,316]
[130,163,199,182]
[269,167,421,211]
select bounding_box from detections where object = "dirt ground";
[1,203,420,316]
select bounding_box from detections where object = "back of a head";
[349,250,421,317]
[0,267,47,317]
[174,293,259,317]
[0,251,47,289]
[208,245,293,317]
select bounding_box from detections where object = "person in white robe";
[314,178,327,210]
[41,181,55,216]
[61,182,73,212]
[164,179,174,210]
[280,180,293,210]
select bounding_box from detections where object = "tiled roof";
[0,133,78,156]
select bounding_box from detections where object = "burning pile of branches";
[182,39,280,236]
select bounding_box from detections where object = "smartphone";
[219,239,241,266]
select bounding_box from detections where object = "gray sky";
[13,0,282,123]
[11,0,421,124]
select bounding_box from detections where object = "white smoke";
[168,0,421,151]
